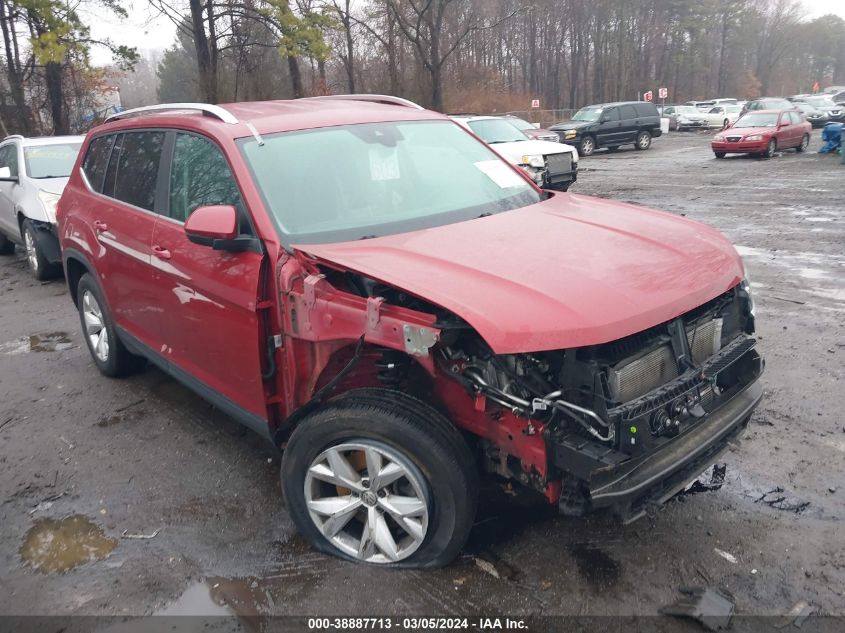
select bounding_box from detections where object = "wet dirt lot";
[0,131,843,625]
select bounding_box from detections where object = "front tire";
[635,130,652,150]
[76,273,144,377]
[764,139,777,158]
[281,388,478,568]
[579,136,595,156]
[714,152,726,159]
[22,220,59,281]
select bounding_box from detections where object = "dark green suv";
[551,101,662,156]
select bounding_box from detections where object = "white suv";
[451,115,578,191]
[0,134,84,279]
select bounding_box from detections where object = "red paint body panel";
[298,193,744,354]
[184,205,239,240]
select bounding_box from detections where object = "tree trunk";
[288,55,303,97]
[189,0,217,103]
[45,61,67,134]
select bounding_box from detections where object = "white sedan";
[703,105,742,129]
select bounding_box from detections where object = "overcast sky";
[85,0,845,67]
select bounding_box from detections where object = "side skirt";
[116,325,274,444]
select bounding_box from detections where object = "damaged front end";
[442,284,763,522]
[281,250,762,523]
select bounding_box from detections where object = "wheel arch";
[63,248,96,305]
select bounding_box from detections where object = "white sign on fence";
[531,99,540,108]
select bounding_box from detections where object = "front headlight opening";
[521,154,546,169]
[38,190,61,223]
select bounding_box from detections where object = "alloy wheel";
[24,229,38,273]
[580,138,594,156]
[304,441,430,564]
[82,290,109,362]
[638,132,651,149]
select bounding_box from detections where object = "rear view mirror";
[184,205,238,246]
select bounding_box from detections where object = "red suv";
[58,97,763,567]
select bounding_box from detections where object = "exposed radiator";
[608,319,723,403]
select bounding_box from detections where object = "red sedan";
[711,109,811,158]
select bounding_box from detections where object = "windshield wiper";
[359,234,378,240]
[32,175,67,179]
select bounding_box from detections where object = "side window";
[664,107,675,115]
[620,105,638,120]
[168,133,245,227]
[790,111,801,124]
[0,144,19,177]
[112,131,165,211]
[602,108,619,122]
[82,135,115,193]
[636,103,657,117]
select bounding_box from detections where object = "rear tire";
[22,220,59,281]
[796,134,809,153]
[714,152,726,159]
[579,136,595,156]
[635,130,652,150]
[76,273,144,377]
[281,388,478,568]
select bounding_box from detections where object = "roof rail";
[302,94,424,110]
[104,103,239,125]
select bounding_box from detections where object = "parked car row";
[1,96,763,568]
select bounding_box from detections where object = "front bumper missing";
[550,339,763,522]
[588,377,761,521]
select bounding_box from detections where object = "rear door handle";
[94,220,107,232]
[152,245,171,260]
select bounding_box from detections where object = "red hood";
[721,125,775,136]
[295,194,744,354]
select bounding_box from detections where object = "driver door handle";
[152,245,171,260]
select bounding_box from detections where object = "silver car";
[0,135,84,279]
[663,105,708,131]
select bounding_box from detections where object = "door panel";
[150,132,267,419]
[0,145,20,238]
[597,108,622,145]
[90,131,165,350]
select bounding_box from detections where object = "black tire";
[796,134,809,153]
[764,139,776,158]
[714,152,726,159]
[281,388,478,568]
[21,219,59,281]
[578,135,595,156]
[76,273,144,377]
[723,119,729,129]
[635,130,652,150]
[0,232,14,255]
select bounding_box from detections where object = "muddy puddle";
[0,332,73,355]
[20,514,117,573]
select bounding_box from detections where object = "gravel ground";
[0,131,843,625]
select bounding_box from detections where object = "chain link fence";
[505,109,577,128]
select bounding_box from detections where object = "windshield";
[733,113,779,128]
[796,103,816,113]
[571,108,602,122]
[466,119,528,143]
[23,143,81,178]
[239,120,541,244]
[676,106,700,115]
[725,105,741,113]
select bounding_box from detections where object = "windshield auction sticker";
[474,160,526,189]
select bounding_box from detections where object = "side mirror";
[184,204,238,247]
[0,166,17,182]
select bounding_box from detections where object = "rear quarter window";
[110,131,165,211]
[82,135,115,192]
